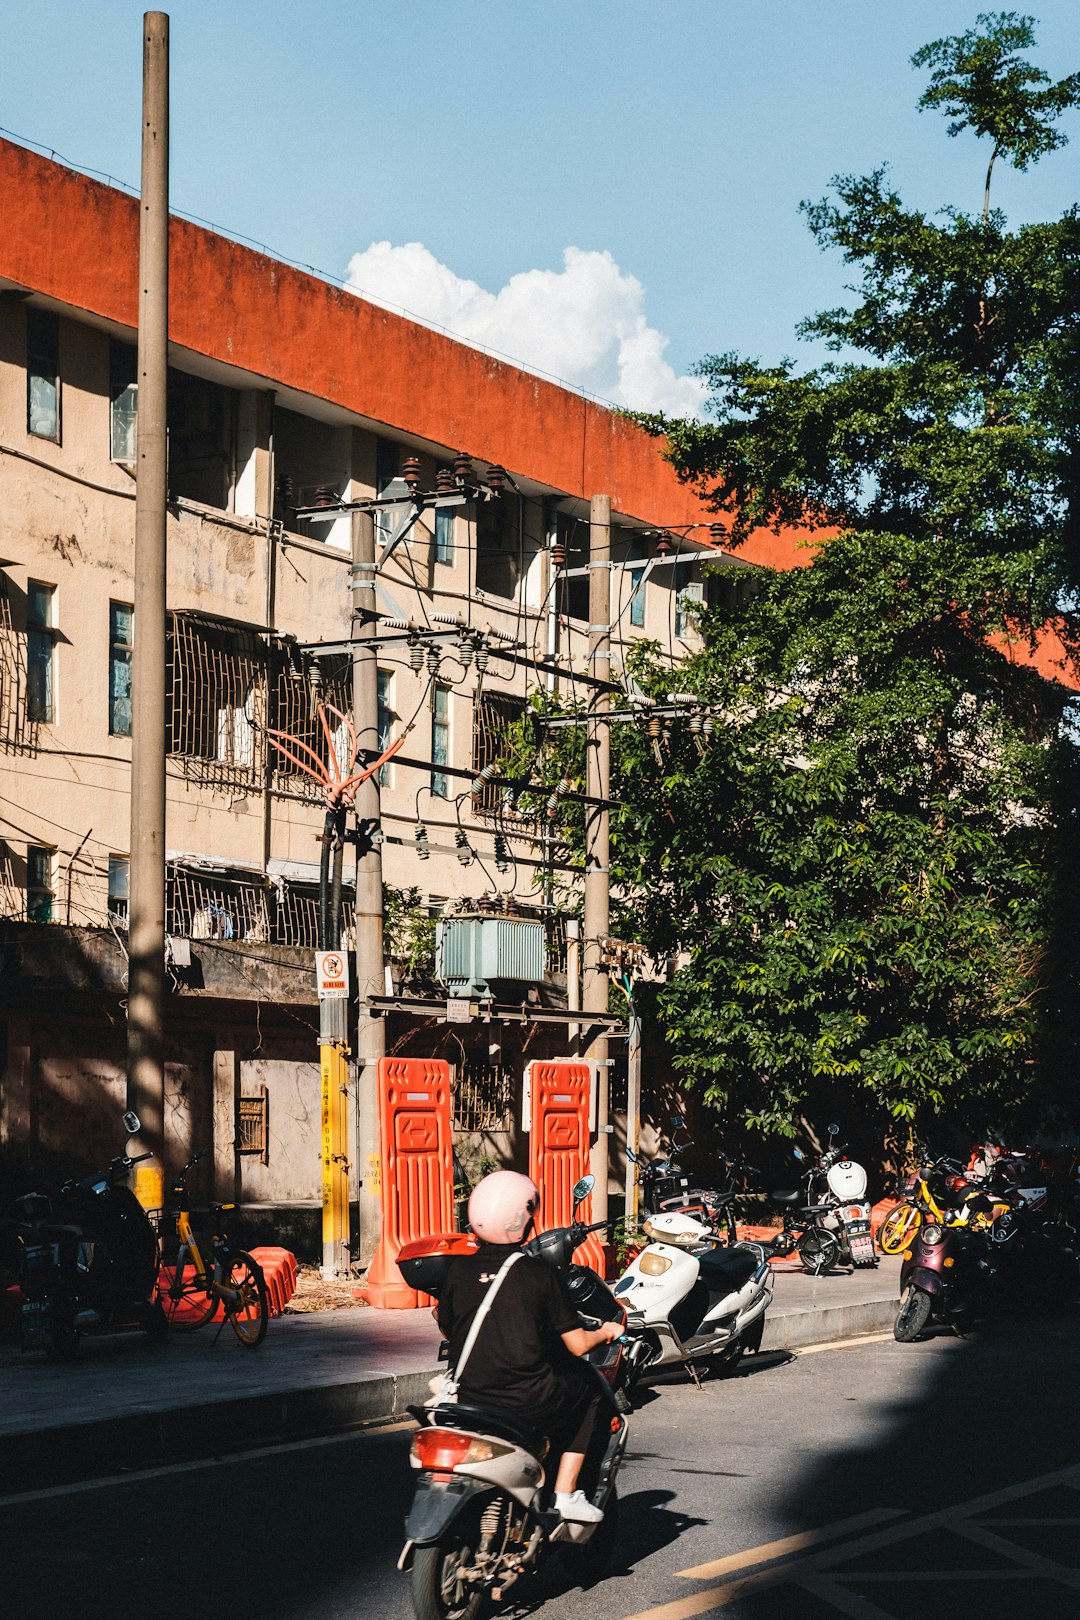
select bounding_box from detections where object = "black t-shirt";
[437,1243,580,1415]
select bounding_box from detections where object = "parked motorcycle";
[613,1207,772,1387]
[15,1109,165,1356]
[626,1116,756,1244]
[397,1176,629,1615]
[769,1126,878,1273]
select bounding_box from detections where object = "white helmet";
[468,1170,541,1244]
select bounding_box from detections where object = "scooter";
[15,1109,165,1356]
[613,1207,772,1387]
[770,1125,878,1273]
[397,1177,629,1614]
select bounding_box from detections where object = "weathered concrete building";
[0,137,798,1253]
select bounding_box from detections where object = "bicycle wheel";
[157,1247,217,1331]
[224,1251,268,1347]
[878,1203,922,1256]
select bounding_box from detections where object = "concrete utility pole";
[583,493,611,1221]
[126,10,169,1211]
[352,505,386,1271]
[626,1005,641,1228]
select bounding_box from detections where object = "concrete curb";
[2,1296,900,1494]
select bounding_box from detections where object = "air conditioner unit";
[435,916,546,998]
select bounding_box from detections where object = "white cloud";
[343,241,706,419]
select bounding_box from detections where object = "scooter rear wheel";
[894,1285,933,1342]
[798,1230,841,1276]
[410,1515,487,1620]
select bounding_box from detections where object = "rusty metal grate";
[274,883,355,950]
[453,1058,515,1133]
[167,613,268,788]
[472,692,526,817]
[166,865,271,943]
[0,576,34,754]
[238,1086,269,1163]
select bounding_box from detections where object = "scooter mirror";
[122,1109,141,1136]
[828,1123,839,1137]
[793,1147,805,1161]
[571,1174,595,1207]
[670,1113,686,1130]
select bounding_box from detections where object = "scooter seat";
[696,1245,759,1289]
[423,1402,545,1456]
[770,1189,802,1205]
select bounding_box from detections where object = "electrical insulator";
[414,823,430,860]
[709,522,726,543]
[454,829,473,866]
[689,712,703,735]
[494,834,510,873]
[402,456,421,492]
[310,483,338,508]
[426,644,442,675]
[458,634,474,669]
[471,762,499,795]
[408,636,424,672]
[550,542,566,569]
[661,727,671,746]
[475,640,490,674]
[655,532,673,556]
[703,718,715,741]
[546,791,560,820]
[435,466,456,494]
[486,464,507,493]
[648,716,662,740]
[453,451,474,485]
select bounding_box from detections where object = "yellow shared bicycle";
[156,1149,268,1347]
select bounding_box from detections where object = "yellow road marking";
[793,1331,895,1356]
[675,1507,906,1581]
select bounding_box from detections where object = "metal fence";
[167,613,269,789]
[453,1058,515,1133]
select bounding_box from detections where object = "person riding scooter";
[437,1169,623,1524]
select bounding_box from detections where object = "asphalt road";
[2,1316,1079,1620]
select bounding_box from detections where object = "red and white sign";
[315,949,350,1000]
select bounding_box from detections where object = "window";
[377,668,394,785]
[110,341,138,465]
[431,685,450,799]
[166,613,267,787]
[27,309,60,441]
[109,601,133,736]
[238,1087,269,1164]
[27,845,54,922]
[27,582,56,723]
[674,563,703,640]
[434,507,454,565]
[629,566,646,628]
[168,367,233,509]
[107,855,129,924]
[472,692,525,816]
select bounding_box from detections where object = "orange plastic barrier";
[357,1057,454,1309]
[525,1060,606,1275]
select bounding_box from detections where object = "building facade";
[0,138,800,1253]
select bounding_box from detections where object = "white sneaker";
[554,1490,604,1524]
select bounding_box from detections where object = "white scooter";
[613,1209,773,1389]
[770,1125,877,1272]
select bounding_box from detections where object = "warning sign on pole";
[315,949,350,1000]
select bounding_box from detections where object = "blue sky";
[1,2,1077,410]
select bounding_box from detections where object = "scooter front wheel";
[798,1230,841,1276]
[894,1285,933,1342]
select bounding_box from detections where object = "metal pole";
[317,804,350,1279]
[352,505,385,1271]
[584,494,611,1221]
[126,10,169,1212]
[626,1008,641,1229]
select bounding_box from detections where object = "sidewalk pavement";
[0,1256,902,1494]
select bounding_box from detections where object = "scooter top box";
[397,1232,478,1297]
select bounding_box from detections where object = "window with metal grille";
[270,650,352,798]
[472,692,525,816]
[166,864,270,942]
[167,613,268,788]
[453,1058,514,1133]
[27,308,60,442]
[27,845,55,923]
[274,883,355,951]
[109,601,133,736]
[238,1086,269,1164]
[0,573,31,752]
[27,582,56,724]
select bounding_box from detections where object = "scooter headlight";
[921,1225,944,1246]
[637,1252,672,1277]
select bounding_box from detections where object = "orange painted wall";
[0,137,811,567]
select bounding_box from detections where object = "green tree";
[553,15,1080,1139]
